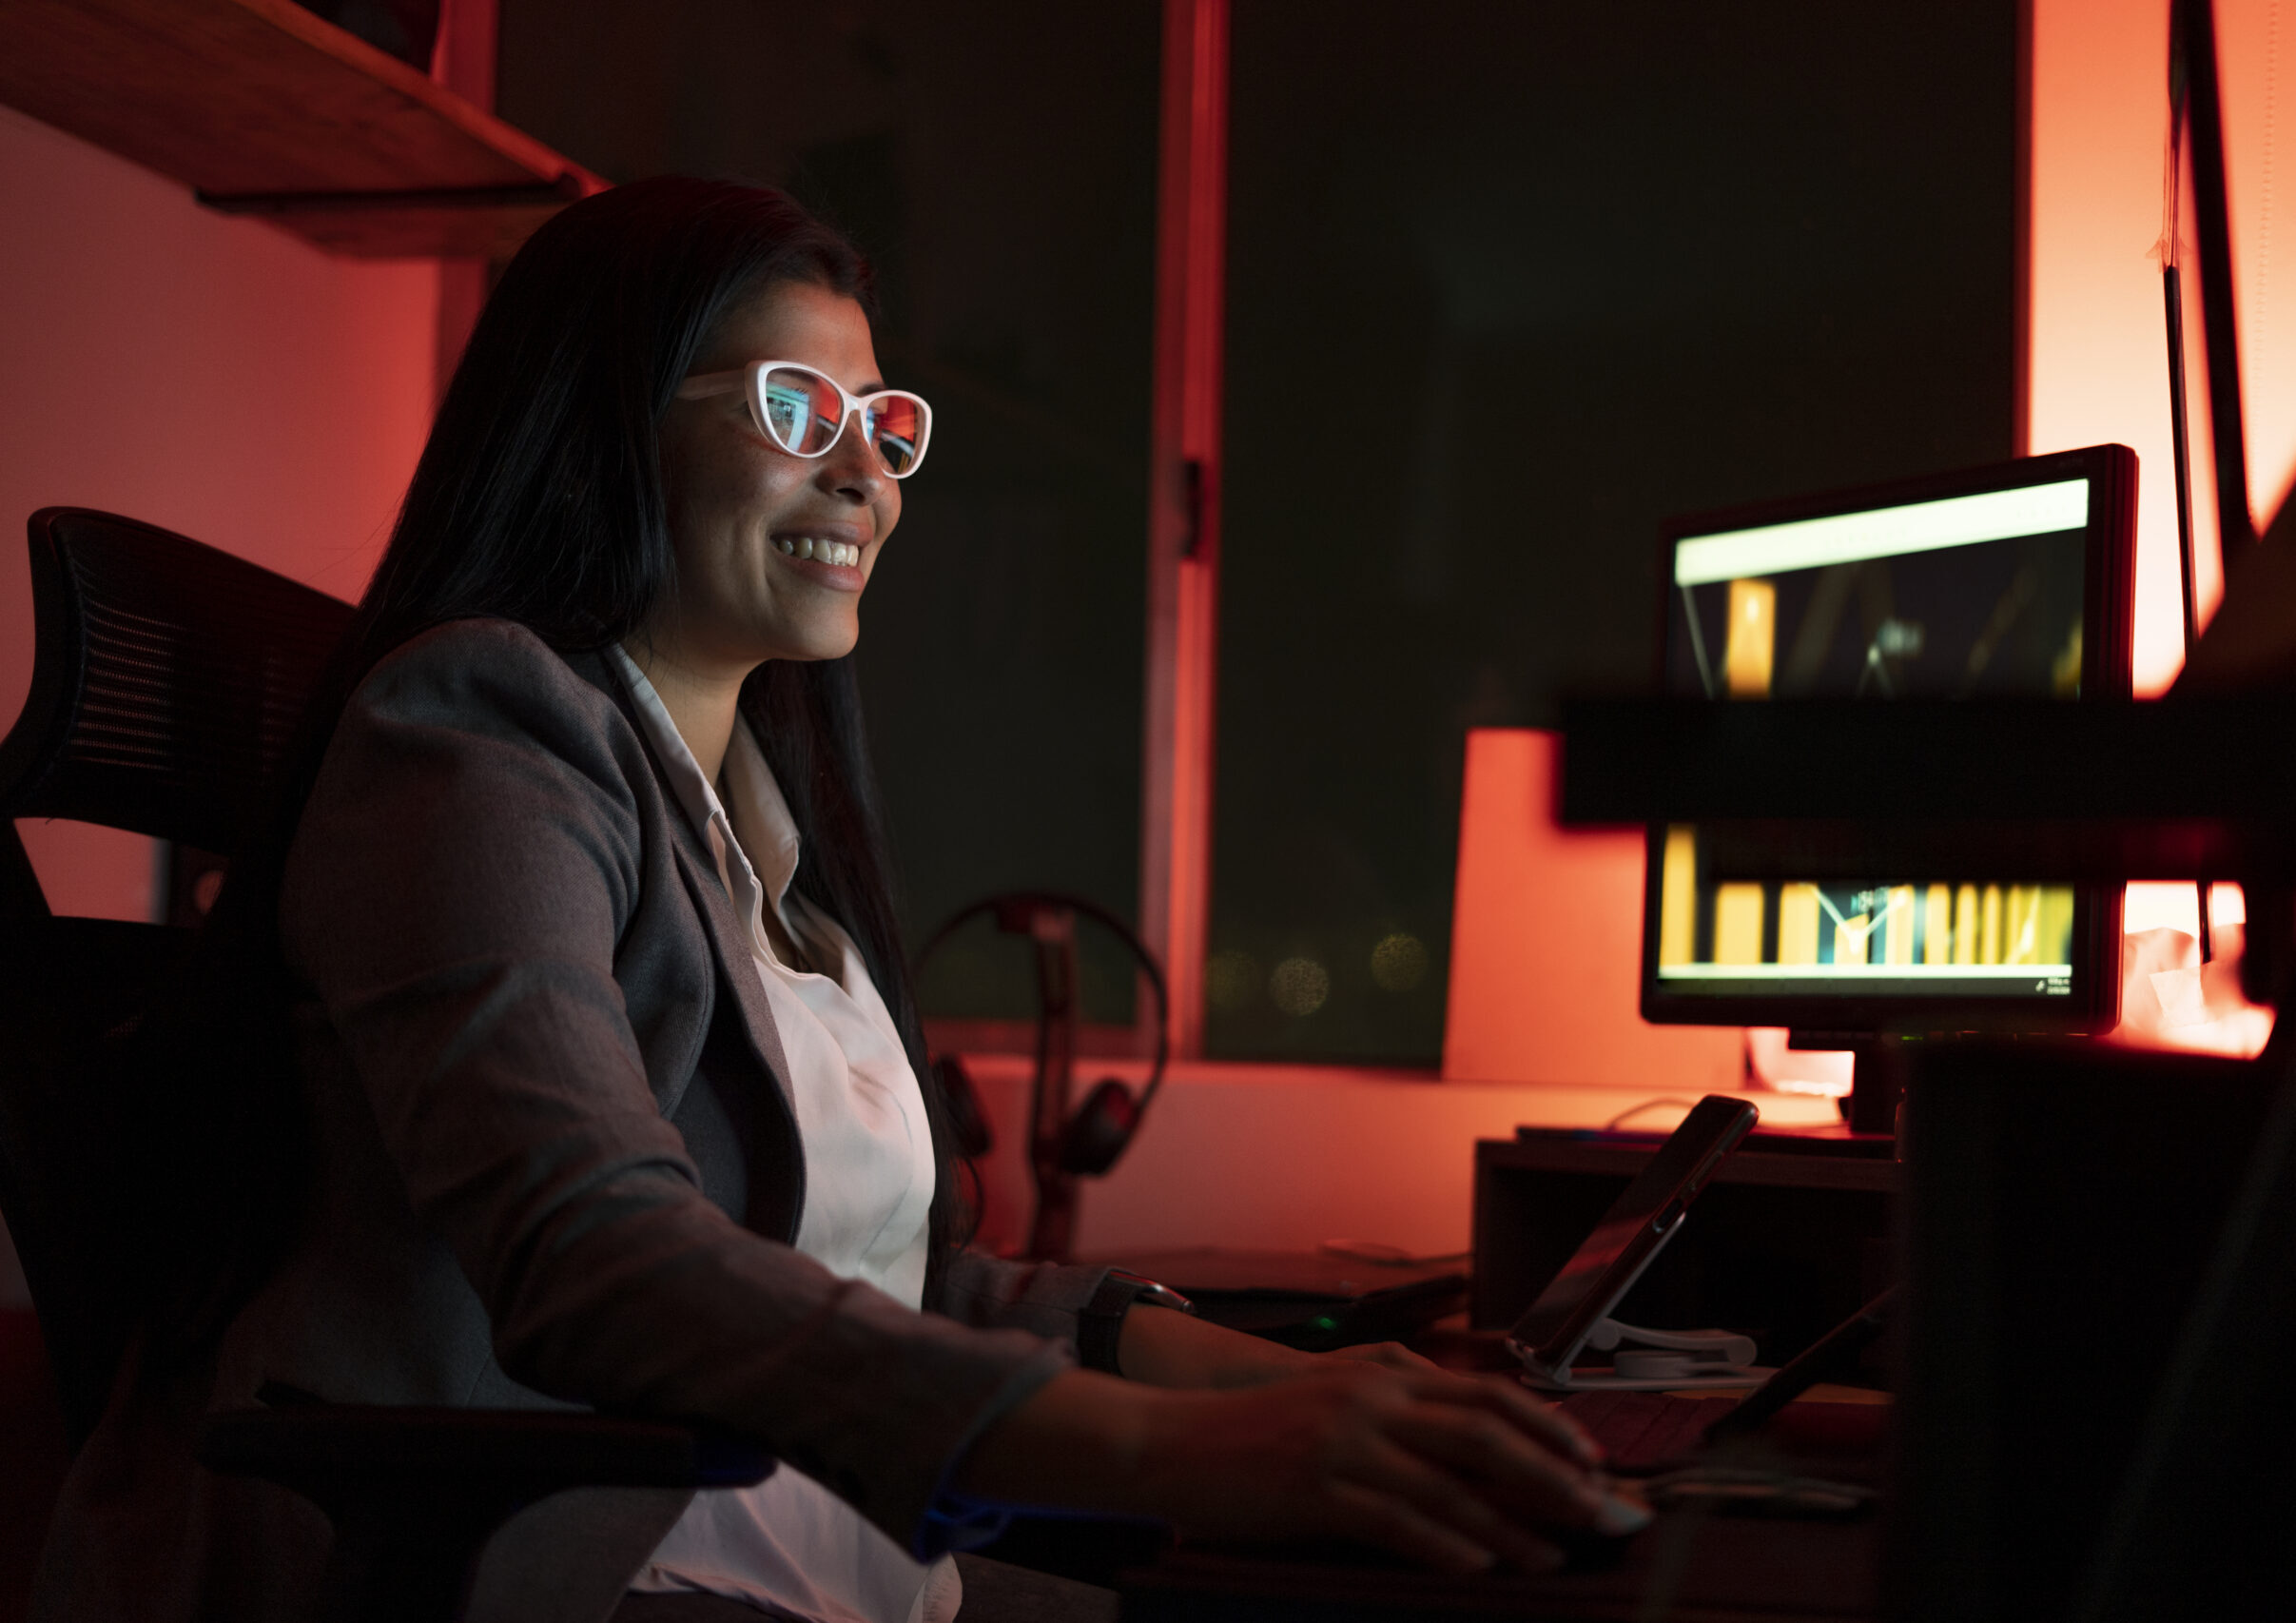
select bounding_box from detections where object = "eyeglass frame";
[674,359,933,479]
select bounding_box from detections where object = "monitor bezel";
[1638,443,2136,1035]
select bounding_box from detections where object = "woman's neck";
[621,636,749,784]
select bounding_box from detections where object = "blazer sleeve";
[280,619,1072,1556]
[935,1252,1119,1349]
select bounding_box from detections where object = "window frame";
[1138,0,1228,1060]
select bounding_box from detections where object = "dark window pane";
[1211,1,2016,1062]
[500,1,1159,1023]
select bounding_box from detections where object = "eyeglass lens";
[759,365,925,477]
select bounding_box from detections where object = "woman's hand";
[1323,1339,1438,1376]
[1115,1300,1440,1387]
[1115,1300,1322,1387]
[953,1362,1644,1574]
[1134,1360,1639,1573]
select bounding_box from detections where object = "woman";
[35,179,1640,1623]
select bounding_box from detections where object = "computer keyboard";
[1560,1390,1743,1475]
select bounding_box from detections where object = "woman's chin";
[762,620,863,664]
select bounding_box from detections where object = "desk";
[1118,1517,1877,1621]
[1115,1377,1886,1621]
[1548,692,2296,1615]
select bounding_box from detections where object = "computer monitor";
[1639,444,2135,1053]
[2168,0,2290,702]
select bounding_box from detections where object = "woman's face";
[652,280,899,673]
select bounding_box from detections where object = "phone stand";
[1517,1318,1770,1392]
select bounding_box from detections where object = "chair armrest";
[196,1401,773,1493]
[966,1511,1173,1590]
[195,1404,772,1623]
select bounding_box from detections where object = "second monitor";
[1641,443,2135,1052]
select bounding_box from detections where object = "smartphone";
[1508,1095,1760,1373]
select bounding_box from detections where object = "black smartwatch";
[1077,1269,1197,1375]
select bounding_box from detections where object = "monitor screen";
[1642,445,2134,1033]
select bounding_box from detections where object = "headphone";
[914,891,1170,1178]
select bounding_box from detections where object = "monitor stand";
[1789,1030,1906,1137]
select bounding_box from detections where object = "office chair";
[0,509,769,1622]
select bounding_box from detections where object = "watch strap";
[1076,1269,1197,1374]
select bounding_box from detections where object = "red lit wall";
[0,102,438,923]
[951,1053,1838,1260]
[1440,729,1744,1092]
[2029,0,2187,693]
[2029,0,2296,692]
[2032,1,2282,1054]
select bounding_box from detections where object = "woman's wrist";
[947,1367,1165,1513]
[1116,1299,1321,1388]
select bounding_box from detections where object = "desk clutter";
[1060,1098,1895,1618]
[1099,1043,2287,1619]
[1473,1120,1896,1369]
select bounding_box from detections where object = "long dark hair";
[164,179,969,1356]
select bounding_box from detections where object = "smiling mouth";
[774,536,861,567]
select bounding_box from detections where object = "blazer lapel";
[668,835,809,1242]
[566,650,803,1127]
[669,835,799,1116]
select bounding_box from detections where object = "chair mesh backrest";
[0,509,356,855]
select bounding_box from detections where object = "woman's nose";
[817,411,885,502]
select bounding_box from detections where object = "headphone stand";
[916,890,1173,1264]
[1023,906,1084,1261]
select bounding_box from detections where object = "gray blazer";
[34,619,1111,1623]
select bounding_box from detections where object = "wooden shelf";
[0,0,606,257]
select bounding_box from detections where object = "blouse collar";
[606,645,802,918]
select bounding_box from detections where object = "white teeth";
[776,538,858,565]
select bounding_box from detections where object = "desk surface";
[1119,1511,1877,1621]
[1494,1131,1901,1194]
[1115,1358,1885,1621]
